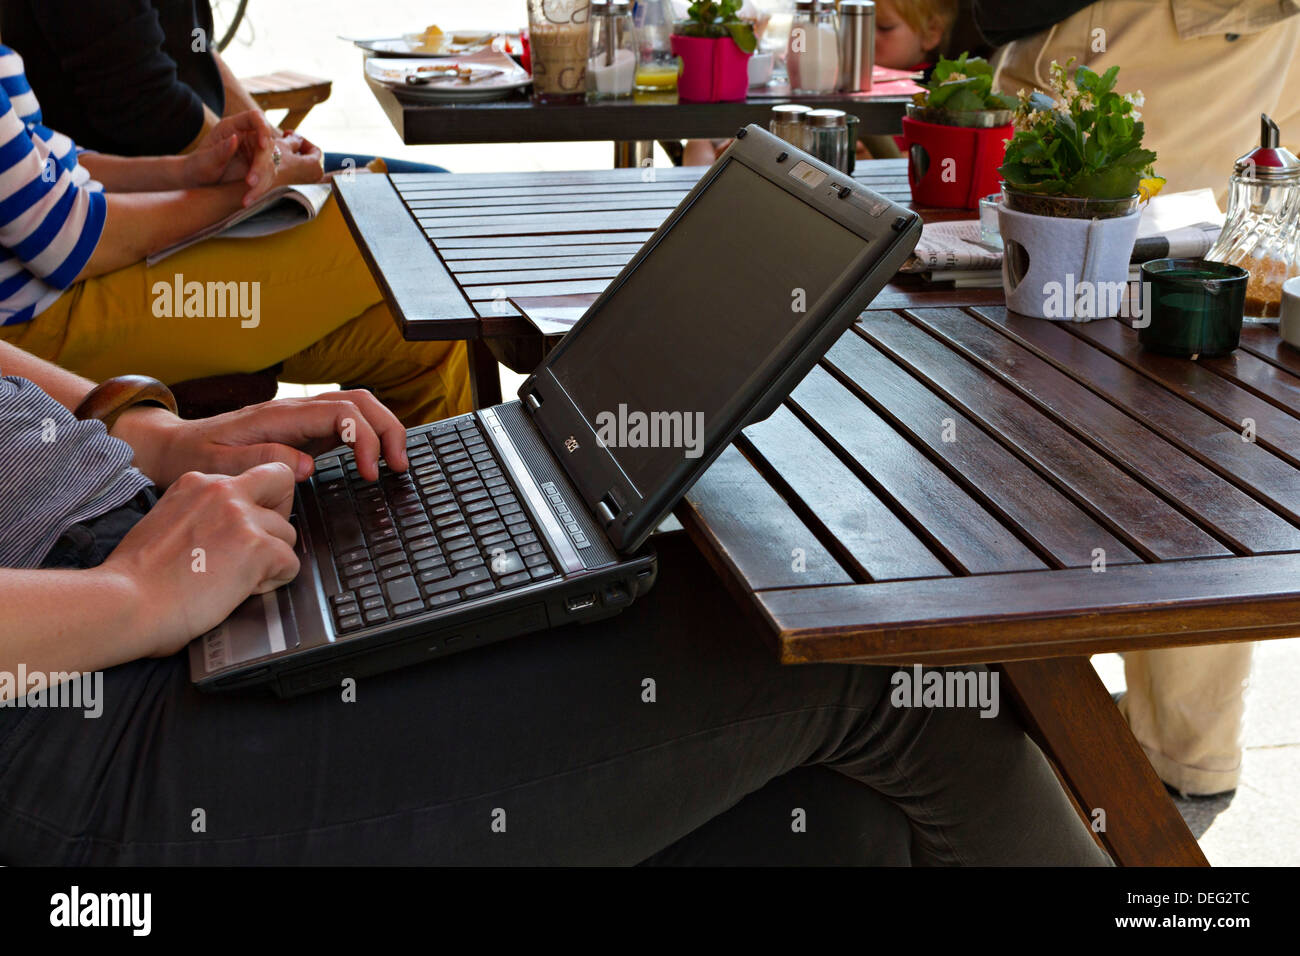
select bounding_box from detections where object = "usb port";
[565,593,597,613]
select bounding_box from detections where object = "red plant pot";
[900,116,1013,210]
[671,34,751,102]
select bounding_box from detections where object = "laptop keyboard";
[311,416,560,635]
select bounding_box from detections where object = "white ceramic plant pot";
[997,204,1141,321]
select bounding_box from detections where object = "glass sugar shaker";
[589,1,637,100]
[787,1,840,95]
[1205,114,1300,324]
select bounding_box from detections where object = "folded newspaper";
[146,183,333,265]
[899,189,1226,284]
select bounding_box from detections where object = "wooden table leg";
[997,657,1208,866]
[468,338,503,409]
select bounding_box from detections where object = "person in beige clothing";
[985,0,1300,204]
[977,0,1300,795]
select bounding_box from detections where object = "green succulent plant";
[998,59,1164,201]
[912,53,1017,113]
[674,0,758,53]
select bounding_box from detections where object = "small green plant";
[912,53,1017,113]
[999,58,1164,202]
[674,0,758,53]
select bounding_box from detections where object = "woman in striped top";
[0,44,469,425]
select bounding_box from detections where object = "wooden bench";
[243,70,332,131]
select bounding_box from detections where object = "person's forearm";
[78,183,247,280]
[78,152,190,192]
[0,340,182,485]
[0,340,96,410]
[179,104,222,154]
[213,50,265,119]
[0,567,150,699]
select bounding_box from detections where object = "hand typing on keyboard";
[118,388,412,489]
[316,416,560,634]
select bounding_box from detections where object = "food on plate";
[408,24,449,53]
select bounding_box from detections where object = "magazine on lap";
[146,182,333,265]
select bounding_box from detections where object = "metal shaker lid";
[1234,114,1300,180]
[771,103,813,121]
[806,108,848,127]
[838,0,876,14]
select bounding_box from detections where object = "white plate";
[366,52,532,102]
[349,33,518,59]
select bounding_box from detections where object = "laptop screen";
[548,159,867,496]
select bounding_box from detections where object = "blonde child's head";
[873,0,959,70]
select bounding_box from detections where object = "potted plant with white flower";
[997,59,1165,320]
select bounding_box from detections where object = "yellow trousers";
[0,196,472,426]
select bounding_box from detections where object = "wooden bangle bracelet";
[73,375,179,432]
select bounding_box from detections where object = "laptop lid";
[519,124,921,554]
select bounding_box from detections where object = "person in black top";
[0,0,227,156]
[0,0,442,173]
[970,0,1096,46]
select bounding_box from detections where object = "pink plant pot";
[671,34,751,102]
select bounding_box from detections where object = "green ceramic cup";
[1137,258,1249,358]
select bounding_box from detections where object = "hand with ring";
[269,132,326,188]
[189,109,279,206]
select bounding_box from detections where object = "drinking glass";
[528,0,593,103]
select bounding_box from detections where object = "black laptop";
[189,125,921,696]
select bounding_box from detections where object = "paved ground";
[223,0,1300,866]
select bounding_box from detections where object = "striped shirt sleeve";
[0,49,105,294]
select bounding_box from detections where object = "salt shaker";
[1205,114,1300,323]
[804,108,851,171]
[770,103,813,148]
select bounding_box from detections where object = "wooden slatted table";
[333,159,1300,866]
[334,160,916,406]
